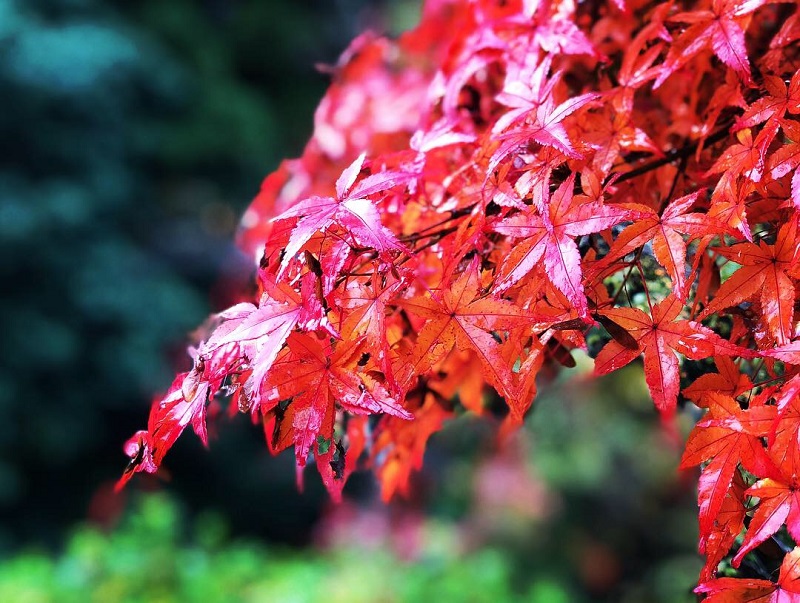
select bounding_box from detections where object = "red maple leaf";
[598,191,726,301]
[769,119,800,211]
[402,258,543,417]
[493,173,640,317]
[116,372,208,491]
[697,470,748,583]
[764,342,800,365]
[704,126,776,183]
[595,296,752,415]
[334,273,403,390]
[273,153,411,273]
[371,391,452,501]
[682,356,753,404]
[656,0,768,88]
[736,72,800,133]
[696,546,800,602]
[767,375,800,486]
[581,106,662,176]
[732,467,800,567]
[204,274,335,405]
[489,55,598,169]
[680,392,775,540]
[700,218,799,346]
[262,332,411,484]
[116,290,319,489]
[761,10,800,72]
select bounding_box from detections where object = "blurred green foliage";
[0,493,567,603]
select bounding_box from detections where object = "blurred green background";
[0,0,701,600]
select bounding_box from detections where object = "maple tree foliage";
[119,0,800,595]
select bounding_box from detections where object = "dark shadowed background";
[0,1,702,601]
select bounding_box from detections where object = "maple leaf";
[402,259,542,416]
[203,275,334,407]
[769,119,800,212]
[595,296,753,415]
[510,0,603,59]
[680,392,776,538]
[732,466,800,567]
[700,219,799,345]
[428,349,487,415]
[767,375,800,482]
[117,296,300,489]
[117,371,209,490]
[273,153,411,273]
[656,0,767,88]
[698,470,748,583]
[764,342,800,365]
[706,176,755,242]
[696,546,800,602]
[760,9,800,72]
[705,126,776,183]
[581,107,662,176]
[263,332,411,485]
[372,392,451,501]
[598,191,725,301]
[532,11,602,59]
[439,25,507,120]
[682,356,753,404]
[335,274,403,389]
[489,56,599,169]
[608,2,671,111]
[410,116,477,155]
[493,173,640,317]
[116,429,158,491]
[736,72,800,133]
[315,414,369,502]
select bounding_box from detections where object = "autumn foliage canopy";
[119,0,800,595]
